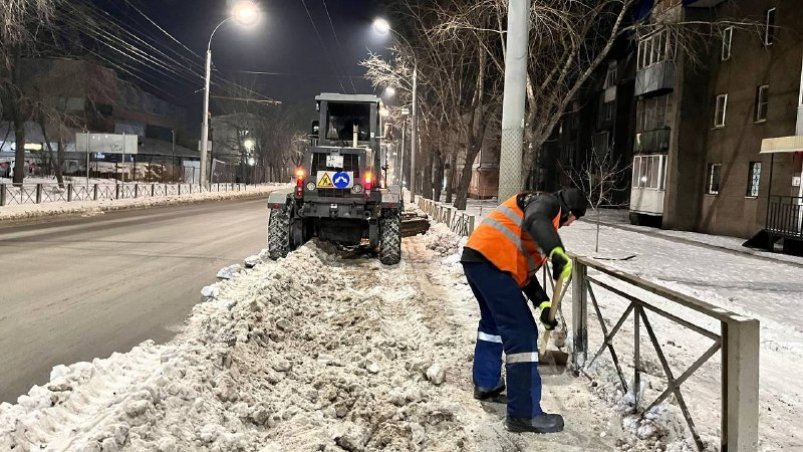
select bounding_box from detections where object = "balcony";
[636,61,675,96]
[634,128,671,153]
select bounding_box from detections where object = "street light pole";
[375,20,418,202]
[200,20,228,190]
[410,62,418,202]
[199,1,260,190]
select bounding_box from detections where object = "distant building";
[0,58,196,181]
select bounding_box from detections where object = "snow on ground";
[0,184,291,222]
[1,210,689,452]
[559,220,803,451]
[1,176,122,186]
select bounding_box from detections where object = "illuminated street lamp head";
[383,86,396,98]
[243,138,256,150]
[248,157,256,166]
[232,1,260,27]
[373,18,391,35]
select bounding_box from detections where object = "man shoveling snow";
[461,188,586,434]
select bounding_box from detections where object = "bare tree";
[1,0,59,185]
[363,0,504,210]
[563,145,631,253]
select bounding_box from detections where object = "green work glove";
[550,247,572,281]
[539,301,558,331]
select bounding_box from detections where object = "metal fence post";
[722,318,760,452]
[0,184,5,206]
[178,184,181,196]
[93,184,99,201]
[67,184,73,202]
[571,259,588,371]
[36,184,43,204]
[115,184,120,200]
[151,184,155,197]
[134,183,139,198]
[468,215,476,235]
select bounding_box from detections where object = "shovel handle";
[538,273,571,355]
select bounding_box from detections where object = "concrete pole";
[400,119,406,188]
[200,48,212,189]
[497,0,530,203]
[410,63,418,202]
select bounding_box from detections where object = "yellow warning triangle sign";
[317,172,334,188]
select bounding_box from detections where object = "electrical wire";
[299,0,347,93]
[319,0,356,93]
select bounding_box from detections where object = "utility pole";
[497,0,530,203]
[409,64,418,202]
[200,48,212,189]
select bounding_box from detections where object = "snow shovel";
[538,273,571,370]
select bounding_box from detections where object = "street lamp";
[373,17,418,201]
[200,1,261,189]
[372,18,391,35]
[383,86,396,98]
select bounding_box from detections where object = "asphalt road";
[0,198,270,403]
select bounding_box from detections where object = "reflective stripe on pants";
[463,261,543,418]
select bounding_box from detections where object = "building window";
[593,131,610,152]
[755,85,769,122]
[707,163,722,195]
[632,155,666,190]
[722,27,733,61]
[637,29,673,70]
[714,94,728,128]
[604,62,618,89]
[747,162,762,197]
[636,94,673,132]
[765,8,777,46]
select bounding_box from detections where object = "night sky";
[124,0,390,109]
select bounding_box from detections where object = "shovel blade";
[538,350,569,375]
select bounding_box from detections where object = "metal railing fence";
[571,256,759,452]
[415,195,476,237]
[0,182,262,207]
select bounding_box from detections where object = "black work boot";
[505,413,565,433]
[473,382,505,400]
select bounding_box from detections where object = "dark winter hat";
[556,188,587,220]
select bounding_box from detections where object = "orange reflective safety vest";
[465,195,561,287]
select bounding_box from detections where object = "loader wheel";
[379,211,402,265]
[268,208,290,259]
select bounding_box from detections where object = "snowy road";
[0,198,270,403]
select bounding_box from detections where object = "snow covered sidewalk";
[560,220,803,451]
[1,221,675,452]
[0,183,291,223]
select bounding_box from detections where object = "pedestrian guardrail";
[415,195,477,237]
[570,256,759,452]
[0,182,261,207]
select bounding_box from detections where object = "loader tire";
[379,211,402,265]
[268,208,290,260]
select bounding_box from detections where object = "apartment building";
[627,0,803,243]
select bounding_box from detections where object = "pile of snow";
[0,184,290,222]
[0,240,472,451]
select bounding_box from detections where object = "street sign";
[317,172,334,188]
[333,172,351,189]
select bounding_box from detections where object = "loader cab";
[315,93,381,155]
